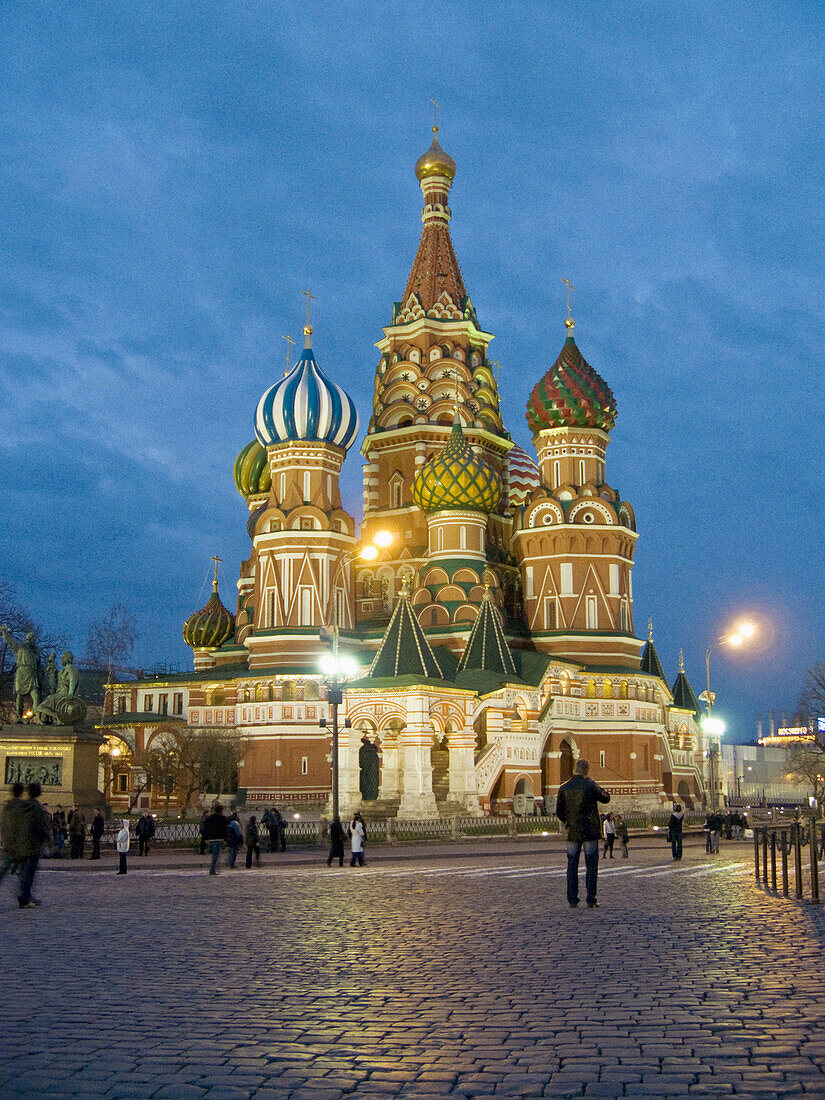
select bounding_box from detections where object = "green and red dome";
[526,334,617,434]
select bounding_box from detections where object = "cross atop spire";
[282,333,295,377]
[301,289,316,341]
[562,277,576,332]
[211,555,222,590]
[648,617,653,642]
[429,96,440,133]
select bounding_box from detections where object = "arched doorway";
[559,738,574,783]
[359,737,379,801]
[431,730,450,804]
[677,779,694,810]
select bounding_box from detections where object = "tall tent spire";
[367,586,443,680]
[457,587,517,677]
[639,619,666,680]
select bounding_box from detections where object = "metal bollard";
[781,830,789,896]
[754,828,761,881]
[762,828,768,885]
[794,824,804,899]
[770,830,777,892]
[809,817,820,905]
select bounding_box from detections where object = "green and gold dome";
[412,415,502,514]
[233,440,271,498]
[182,577,235,650]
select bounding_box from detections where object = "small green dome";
[233,440,271,498]
[182,580,235,650]
[412,416,502,514]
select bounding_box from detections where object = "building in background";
[103,130,710,817]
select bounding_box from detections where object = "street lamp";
[319,652,359,820]
[326,530,395,658]
[701,715,726,811]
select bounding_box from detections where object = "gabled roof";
[457,591,517,677]
[671,651,702,717]
[367,589,443,680]
[639,620,666,680]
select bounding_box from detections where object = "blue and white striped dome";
[254,331,359,451]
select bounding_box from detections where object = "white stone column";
[447,711,481,814]
[396,694,437,819]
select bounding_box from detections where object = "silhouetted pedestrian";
[51,805,67,858]
[616,813,629,858]
[17,783,51,908]
[90,808,105,860]
[602,812,616,858]
[327,815,345,867]
[226,817,243,867]
[136,811,155,856]
[349,812,366,867]
[668,804,684,860]
[0,783,25,881]
[202,803,228,875]
[245,816,261,868]
[69,806,86,859]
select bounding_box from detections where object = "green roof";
[639,638,666,680]
[457,591,517,677]
[671,667,702,718]
[368,591,443,679]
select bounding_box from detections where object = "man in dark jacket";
[326,814,345,868]
[0,782,26,881]
[556,759,610,909]
[668,804,685,861]
[90,808,105,859]
[202,803,228,875]
[17,782,52,908]
[136,811,156,856]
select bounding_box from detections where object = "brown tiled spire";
[399,128,467,318]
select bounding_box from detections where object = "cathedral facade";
[104,129,710,817]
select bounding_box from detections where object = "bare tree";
[130,727,245,816]
[787,662,825,810]
[799,662,825,724]
[84,604,138,680]
[193,730,245,800]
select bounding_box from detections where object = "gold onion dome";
[233,439,272,498]
[414,129,457,182]
[182,578,235,650]
[412,414,502,514]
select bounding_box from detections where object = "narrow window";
[117,773,128,793]
[301,756,308,776]
[599,750,605,768]
[609,563,620,595]
[280,472,286,500]
[303,471,311,501]
[586,595,598,629]
[544,596,556,629]
[578,459,586,484]
[525,565,534,598]
[158,694,168,716]
[437,527,444,551]
[560,563,573,596]
[553,460,560,487]
[144,695,153,712]
[460,525,467,550]
[300,587,313,625]
[173,693,183,716]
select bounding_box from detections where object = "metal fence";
[753,822,824,905]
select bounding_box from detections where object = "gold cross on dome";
[301,289,316,326]
[562,277,576,320]
[211,555,222,585]
[282,333,295,373]
[429,96,440,132]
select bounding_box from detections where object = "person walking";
[555,758,610,909]
[327,814,345,867]
[261,807,277,852]
[116,819,130,874]
[202,803,228,875]
[275,807,287,852]
[68,806,86,859]
[703,812,713,853]
[90,808,105,860]
[51,805,67,858]
[245,816,261,869]
[136,811,155,856]
[602,812,616,858]
[710,811,722,854]
[349,811,366,867]
[17,782,52,909]
[668,804,684,860]
[226,817,243,867]
[616,813,629,858]
[0,783,26,882]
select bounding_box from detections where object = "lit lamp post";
[702,621,756,810]
[320,530,394,819]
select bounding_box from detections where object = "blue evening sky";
[1,1,822,741]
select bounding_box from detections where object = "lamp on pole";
[320,530,395,819]
[702,621,756,810]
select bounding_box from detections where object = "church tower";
[233,324,359,670]
[515,313,641,668]
[357,125,513,628]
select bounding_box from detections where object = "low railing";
[753,822,824,905]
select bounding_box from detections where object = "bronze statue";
[35,651,86,726]
[42,652,58,696]
[0,626,40,722]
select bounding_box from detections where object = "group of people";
[704,810,749,852]
[199,804,286,861]
[326,812,366,867]
[600,811,629,859]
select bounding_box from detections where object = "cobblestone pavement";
[3,841,825,1099]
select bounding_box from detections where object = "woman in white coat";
[116,819,130,875]
[349,812,366,867]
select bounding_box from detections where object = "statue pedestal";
[0,724,105,812]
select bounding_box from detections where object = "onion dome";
[182,577,235,650]
[414,129,457,182]
[413,414,502,514]
[254,329,359,451]
[233,440,272,498]
[526,328,617,434]
[507,444,541,506]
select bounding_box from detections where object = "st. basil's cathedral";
[105,127,711,817]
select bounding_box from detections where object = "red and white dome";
[508,444,541,506]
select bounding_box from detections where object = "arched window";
[602,679,613,699]
[586,680,596,698]
[437,527,444,551]
[553,460,560,487]
[282,680,296,701]
[459,526,467,550]
[304,681,319,701]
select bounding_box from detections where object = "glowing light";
[293,812,300,820]
[373,530,394,548]
[319,654,337,676]
[340,656,358,678]
[738,622,755,638]
[702,716,726,737]
[652,825,660,831]
[541,830,549,837]
[359,545,379,561]
[728,633,743,647]
[111,747,121,758]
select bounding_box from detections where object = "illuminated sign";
[758,726,815,746]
